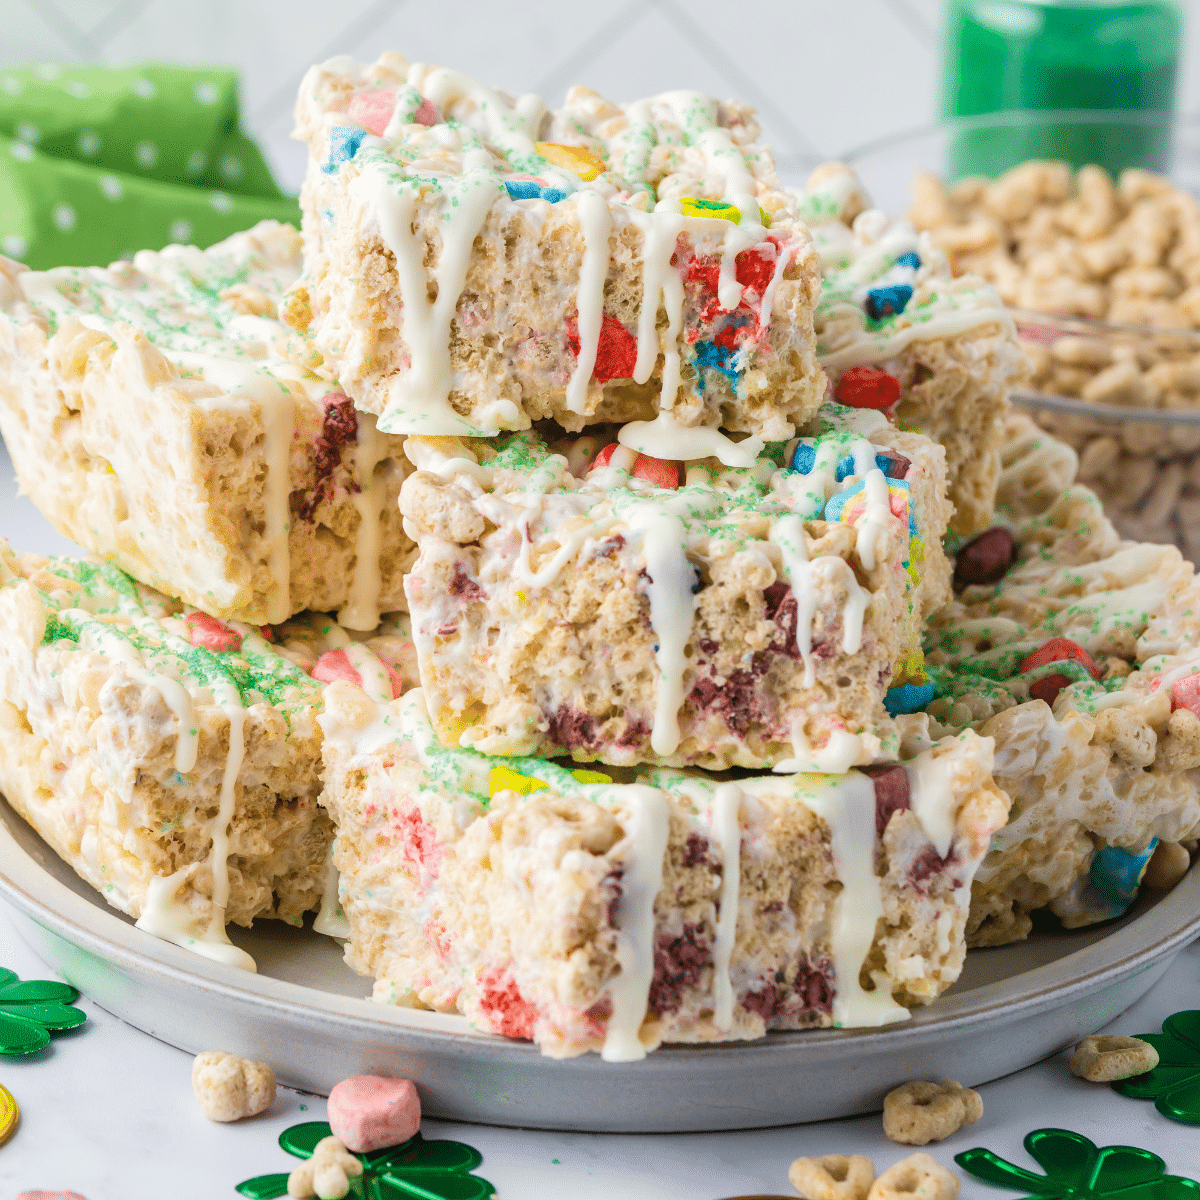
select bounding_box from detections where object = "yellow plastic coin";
[535,142,606,181]
[0,1083,19,1146]
[489,766,549,797]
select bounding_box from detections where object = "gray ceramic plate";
[2,796,1197,1133]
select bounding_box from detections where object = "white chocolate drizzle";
[565,190,614,414]
[314,842,352,939]
[601,784,670,1062]
[904,751,958,859]
[338,413,391,631]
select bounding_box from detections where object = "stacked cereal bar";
[318,683,1008,1058]
[0,542,339,968]
[901,416,1200,945]
[398,400,953,771]
[283,53,826,460]
[796,164,1030,537]
[0,221,413,630]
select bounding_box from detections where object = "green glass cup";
[943,0,1183,179]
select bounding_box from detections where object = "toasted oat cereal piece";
[1070,1034,1159,1082]
[868,1154,959,1200]
[797,164,1029,535]
[902,415,1200,945]
[287,1136,363,1200]
[317,684,1009,1058]
[882,1081,982,1146]
[399,406,952,771]
[789,1154,875,1200]
[286,54,825,459]
[192,1051,276,1122]
[0,224,412,627]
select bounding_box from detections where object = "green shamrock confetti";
[0,966,87,1056]
[236,1120,495,1200]
[956,1127,1200,1198]
[1114,1009,1200,1124]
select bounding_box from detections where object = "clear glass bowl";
[843,111,1200,559]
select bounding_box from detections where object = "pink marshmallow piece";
[1172,672,1200,716]
[18,1193,91,1200]
[185,611,242,653]
[311,648,403,698]
[346,90,396,136]
[328,1075,421,1153]
[414,98,440,126]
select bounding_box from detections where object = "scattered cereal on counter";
[882,1080,982,1146]
[788,1153,874,1200]
[191,1050,276,1123]
[868,1153,960,1200]
[833,367,902,410]
[327,1074,421,1154]
[1070,1034,1160,1082]
[287,1135,363,1200]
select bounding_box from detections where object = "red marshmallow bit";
[328,1075,421,1153]
[1028,673,1072,707]
[834,366,902,410]
[735,246,776,295]
[1018,637,1102,680]
[184,612,242,653]
[414,97,440,126]
[346,90,396,137]
[1171,672,1200,716]
[311,648,403,698]
[591,443,682,489]
[565,312,638,383]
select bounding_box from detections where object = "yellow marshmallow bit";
[571,769,613,785]
[489,766,549,797]
[535,142,606,181]
[677,197,770,226]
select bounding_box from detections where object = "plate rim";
[3,794,1199,1063]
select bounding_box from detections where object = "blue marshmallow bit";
[884,681,938,715]
[832,451,907,482]
[322,126,368,174]
[504,179,567,203]
[897,251,921,270]
[865,283,914,321]
[791,442,817,474]
[1089,841,1158,912]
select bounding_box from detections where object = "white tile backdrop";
[3,0,1200,192]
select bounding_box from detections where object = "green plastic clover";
[1114,1009,1200,1125]
[237,1120,495,1200]
[956,1128,1199,1198]
[0,966,87,1056]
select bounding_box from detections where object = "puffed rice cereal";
[191,1051,276,1123]
[287,1136,364,1200]
[867,1153,960,1200]
[789,1154,875,1200]
[1070,1034,1160,1082]
[881,1080,982,1145]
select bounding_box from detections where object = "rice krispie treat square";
[0,541,351,970]
[398,403,953,772]
[797,164,1031,536]
[0,220,413,629]
[900,415,1200,945]
[282,53,825,464]
[318,683,1009,1059]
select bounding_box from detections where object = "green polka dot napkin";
[0,63,300,269]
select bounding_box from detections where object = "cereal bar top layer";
[284,53,824,459]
